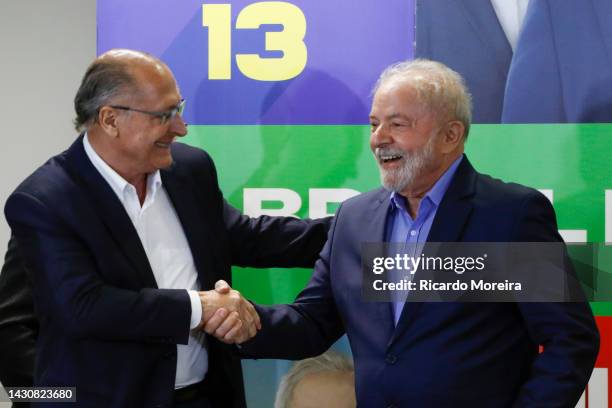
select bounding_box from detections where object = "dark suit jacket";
[502,0,612,123]
[242,157,600,407]
[2,136,329,408]
[416,0,612,124]
[0,236,37,408]
[416,0,513,123]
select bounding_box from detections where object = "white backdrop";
[0,0,96,397]
[0,0,96,253]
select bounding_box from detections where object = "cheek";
[397,137,425,153]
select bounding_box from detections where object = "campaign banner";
[99,1,612,406]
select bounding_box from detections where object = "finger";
[240,303,254,325]
[215,311,241,338]
[214,280,231,294]
[233,307,255,340]
[243,302,262,330]
[233,308,257,342]
[203,308,228,334]
[247,317,257,339]
[225,320,251,344]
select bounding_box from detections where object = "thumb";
[214,279,231,294]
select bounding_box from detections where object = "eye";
[161,113,171,122]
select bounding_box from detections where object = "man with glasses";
[2,49,329,407]
[110,98,186,125]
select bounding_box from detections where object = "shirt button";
[410,230,417,237]
[385,354,397,364]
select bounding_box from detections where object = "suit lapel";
[62,135,158,288]
[389,157,477,347]
[363,189,396,343]
[426,157,477,243]
[459,0,513,77]
[161,164,216,291]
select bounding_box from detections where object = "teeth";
[381,155,402,161]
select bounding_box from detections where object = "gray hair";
[274,351,354,408]
[372,59,473,139]
[73,58,136,132]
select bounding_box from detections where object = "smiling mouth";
[154,141,173,148]
[379,154,403,164]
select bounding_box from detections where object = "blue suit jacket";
[242,157,599,407]
[4,136,329,407]
[416,0,513,124]
[416,0,612,124]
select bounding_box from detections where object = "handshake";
[197,280,261,344]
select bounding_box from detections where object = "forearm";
[224,200,331,268]
[239,303,342,360]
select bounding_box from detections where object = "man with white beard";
[230,59,599,407]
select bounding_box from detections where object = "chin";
[160,158,174,169]
[159,150,175,166]
[380,170,409,193]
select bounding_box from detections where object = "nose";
[370,122,391,149]
[169,113,188,137]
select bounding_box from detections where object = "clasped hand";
[198,280,261,344]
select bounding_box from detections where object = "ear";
[97,106,120,137]
[440,120,465,153]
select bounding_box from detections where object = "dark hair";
[73,60,135,132]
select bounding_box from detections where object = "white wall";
[0,0,97,252]
[0,0,96,396]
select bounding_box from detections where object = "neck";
[87,130,148,204]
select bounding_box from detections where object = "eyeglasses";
[110,99,185,125]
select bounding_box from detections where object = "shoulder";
[4,149,80,231]
[10,151,74,202]
[169,142,216,179]
[473,171,549,211]
[331,188,388,226]
[172,142,212,165]
[471,170,559,241]
[337,187,387,212]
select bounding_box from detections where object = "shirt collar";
[389,155,463,211]
[82,133,162,202]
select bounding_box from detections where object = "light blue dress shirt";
[386,155,463,324]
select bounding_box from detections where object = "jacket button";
[164,351,177,358]
[385,354,397,364]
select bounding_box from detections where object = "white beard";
[375,134,437,193]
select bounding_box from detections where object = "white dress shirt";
[83,134,207,389]
[490,0,530,50]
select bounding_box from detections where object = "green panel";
[467,124,612,242]
[183,125,375,304]
[183,124,612,312]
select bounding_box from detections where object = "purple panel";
[98,0,415,125]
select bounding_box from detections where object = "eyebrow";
[388,113,415,121]
[161,99,183,111]
[369,113,416,121]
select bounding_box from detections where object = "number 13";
[202,2,308,81]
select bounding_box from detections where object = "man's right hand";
[198,280,261,344]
